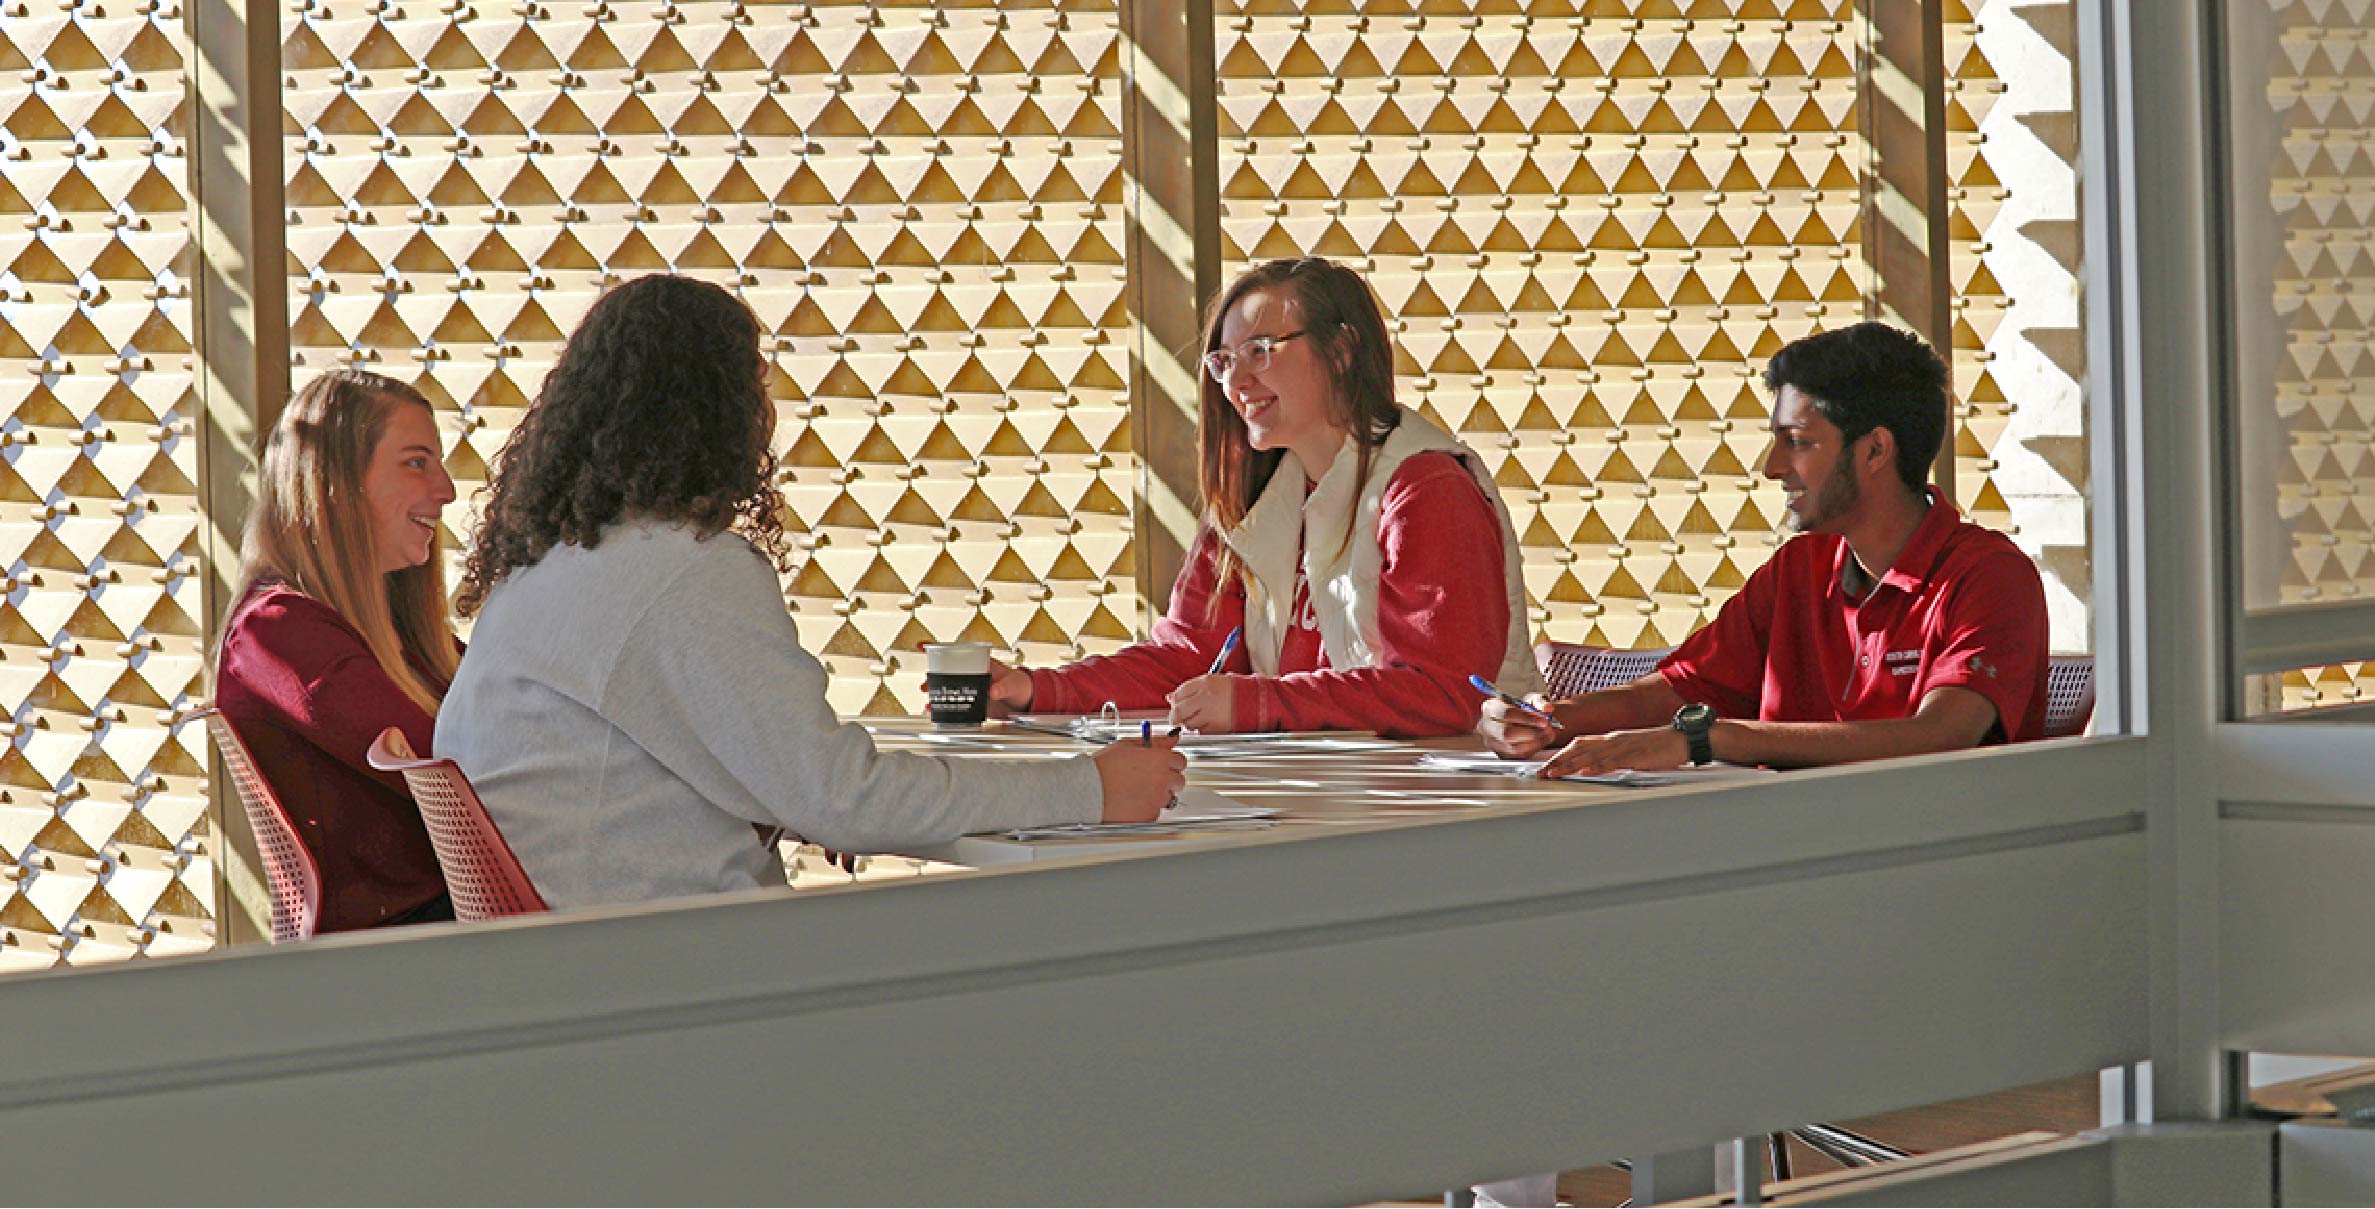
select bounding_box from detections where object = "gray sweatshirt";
[435,520,1101,911]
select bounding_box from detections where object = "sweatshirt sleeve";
[221,594,440,798]
[603,538,1103,851]
[1238,454,1514,738]
[1026,526,1249,714]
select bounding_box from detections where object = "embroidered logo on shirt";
[1969,655,1999,680]
[1884,648,1922,677]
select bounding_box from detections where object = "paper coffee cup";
[924,642,993,725]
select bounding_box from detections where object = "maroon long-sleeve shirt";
[213,581,449,932]
[1027,452,1512,738]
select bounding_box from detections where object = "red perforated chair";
[1534,641,1675,699]
[365,728,547,921]
[2044,655,2097,738]
[194,706,319,944]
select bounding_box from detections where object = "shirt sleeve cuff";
[1920,673,2026,738]
[1232,676,1271,733]
[965,752,1105,833]
[1057,754,1103,825]
[1027,667,1076,714]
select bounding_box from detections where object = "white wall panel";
[0,741,2146,1203]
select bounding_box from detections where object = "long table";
[864,716,1624,867]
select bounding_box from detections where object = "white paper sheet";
[1414,752,1777,787]
[987,787,1284,841]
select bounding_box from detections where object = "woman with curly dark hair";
[436,274,1182,911]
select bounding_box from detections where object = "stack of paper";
[989,787,1283,841]
[1001,715,1383,756]
[1170,736,1397,759]
[1414,752,1777,787]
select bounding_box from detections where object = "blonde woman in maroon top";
[210,370,462,931]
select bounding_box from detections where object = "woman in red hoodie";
[986,257,1540,738]
[211,370,462,930]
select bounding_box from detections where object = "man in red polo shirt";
[1480,321,2048,776]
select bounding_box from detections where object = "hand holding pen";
[1168,626,1245,733]
[1470,674,1566,760]
[1140,719,1188,814]
[1092,726,1185,824]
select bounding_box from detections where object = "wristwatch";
[1672,703,1716,766]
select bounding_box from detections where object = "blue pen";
[1145,720,1182,810]
[1469,674,1560,727]
[1206,626,1242,676]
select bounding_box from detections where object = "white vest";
[1220,407,1542,695]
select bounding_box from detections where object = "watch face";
[1676,703,1715,730]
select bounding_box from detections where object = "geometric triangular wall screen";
[1218,0,2083,659]
[1951,0,2088,660]
[2255,0,2375,710]
[1217,0,1877,653]
[282,0,1141,718]
[0,0,219,973]
[1943,3,2024,537]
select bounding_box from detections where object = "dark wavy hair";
[1762,321,1949,494]
[456,274,787,616]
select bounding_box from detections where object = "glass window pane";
[1953,3,2092,659]
[1212,0,2095,675]
[2226,3,2375,713]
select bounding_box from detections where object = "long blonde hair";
[219,370,460,713]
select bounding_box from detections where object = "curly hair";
[456,274,789,616]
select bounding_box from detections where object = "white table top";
[862,716,1623,867]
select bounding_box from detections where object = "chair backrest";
[195,706,319,944]
[2044,655,2097,739]
[1535,641,1676,699]
[365,728,548,921]
[1536,644,2098,740]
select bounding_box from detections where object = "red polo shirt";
[1657,491,2049,743]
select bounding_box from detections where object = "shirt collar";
[1832,487,1960,599]
[1871,487,1961,595]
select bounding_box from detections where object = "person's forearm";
[1253,663,1477,737]
[1551,676,1682,735]
[1029,641,1205,713]
[1709,714,1978,769]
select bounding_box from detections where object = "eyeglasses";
[1202,331,1306,383]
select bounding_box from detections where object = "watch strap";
[1674,706,1715,766]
